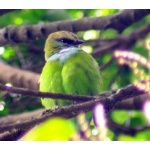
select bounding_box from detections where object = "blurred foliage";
[118,130,150,141]
[0,9,149,141]
[20,117,76,141]
[111,110,148,126]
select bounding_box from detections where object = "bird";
[39,31,101,110]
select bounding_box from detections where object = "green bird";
[39,31,101,110]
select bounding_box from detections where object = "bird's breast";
[47,47,80,63]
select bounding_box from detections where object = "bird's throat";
[47,47,80,63]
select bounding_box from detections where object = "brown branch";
[99,57,114,71]
[0,83,97,102]
[1,17,149,90]
[92,22,150,57]
[13,46,28,69]
[1,93,149,126]
[0,78,146,103]
[0,93,149,141]
[0,109,44,125]
[0,62,39,90]
[108,67,121,87]
[0,84,145,134]
[115,93,149,110]
[0,129,25,141]
[0,9,149,46]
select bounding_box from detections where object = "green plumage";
[40,50,101,109]
[39,31,101,112]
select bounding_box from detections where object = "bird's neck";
[47,47,80,63]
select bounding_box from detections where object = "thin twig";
[0,83,95,102]
[108,67,121,87]
[92,23,150,57]
[100,57,114,71]
[13,46,28,69]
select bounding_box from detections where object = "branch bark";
[0,9,149,46]
[115,93,149,110]
[92,22,150,57]
[0,62,39,90]
[0,84,145,134]
[0,82,95,101]
[0,17,149,90]
[0,109,44,125]
[1,93,148,126]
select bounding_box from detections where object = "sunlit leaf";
[118,134,140,141]
[2,46,16,60]
[130,111,148,127]
[111,110,129,125]
[21,117,76,141]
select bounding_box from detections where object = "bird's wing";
[62,50,101,96]
[39,61,64,109]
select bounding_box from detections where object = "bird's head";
[44,31,84,61]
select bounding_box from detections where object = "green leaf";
[21,117,76,141]
[118,134,139,141]
[130,111,148,127]
[135,130,150,141]
[2,47,16,60]
[118,130,150,141]
[111,110,129,125]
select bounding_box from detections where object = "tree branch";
[0,80,146,104]
[0,16,149,90]
[0,62,39,90]
[0,129,25,141]
[0,84,145,134]
[0,9,149,46]
[99,57,114,71]
[0,83,95,101]
[115,93,149,110]
[92,22,150,57]
[0,109,44,125]
[0,21,150,90]
[1,93,149,126]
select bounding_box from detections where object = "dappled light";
[0,9,150,141]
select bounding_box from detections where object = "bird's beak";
[73,39,84,45]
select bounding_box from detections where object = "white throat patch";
[47,47,80,63]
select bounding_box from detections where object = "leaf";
[111,110,129,125]
[118,134,139,141]
[20,117,76,141]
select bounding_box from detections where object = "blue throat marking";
[47,47,80,63]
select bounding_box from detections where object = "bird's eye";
[56,38,74,44]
